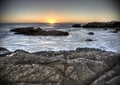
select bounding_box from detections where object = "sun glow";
[48,18,56,24]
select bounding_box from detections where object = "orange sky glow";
[1,0,119,23]
[1,12,118,23]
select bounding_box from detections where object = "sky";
[0,0,119,23]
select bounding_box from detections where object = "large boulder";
[0,48,120,85]
[72,24,81,28]
[82,21,120,28]
[10,27,69,36]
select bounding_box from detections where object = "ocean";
[0,23,120,53]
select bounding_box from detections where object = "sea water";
[0,23,120,53]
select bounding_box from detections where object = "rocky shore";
[0,47,120,85]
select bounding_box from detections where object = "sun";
[48,18,56,24]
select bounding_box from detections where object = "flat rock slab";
[0,48,120,85]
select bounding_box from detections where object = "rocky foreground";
[0,47,120,85]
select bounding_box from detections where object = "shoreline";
[0,47,119,57]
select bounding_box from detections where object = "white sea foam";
[0,23,120,53]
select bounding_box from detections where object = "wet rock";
[85,39,93,42]
[0,48,120,85]
[82,21,120,28]
[72,24,81,28]
[82,22,106,28]
[108,30,118,33]
[88,32,94,35]
[116,28,120,31]
[0,47,11,57]
[104,28,107,30]
[42,30,69,36]
[10,27,69,36]
[107,21,120,28]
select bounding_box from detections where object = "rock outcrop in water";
[82,21,120,28]
[10,27,69,36]
[85,39,93,41]
[108,30,118,33]
[0,47,11,56]
[88,32,94,35]
[72,24,81,28]
[0,47,120,85]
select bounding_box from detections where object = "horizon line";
[0,20,120,24]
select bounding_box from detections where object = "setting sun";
[48,18,56,24]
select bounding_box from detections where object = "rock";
[88,32,94,35]
[72,24,81,28]
[85,39,93,41]
[109,30,118,33]
[91,65,120,85]
[116,28,120,31]
[106,21,120,28]
[42,30,69,36]
[10,27,69,36]
[104,28,107,30]
[82,21,120,28]
[0,47,11,57]
[0,48,120,85]
[82,22,107,28]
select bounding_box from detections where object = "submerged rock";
[0,48,120,85]
[10,27,69,36]
[108,30,118,33]
[88,32,94,35]
[72,24,81,28]
[85,39,93,41]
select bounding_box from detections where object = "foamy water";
[0,23,120,53]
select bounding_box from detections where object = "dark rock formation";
[116,28,120,31]
[10,27,69,36]
[0,48,120,85]
[88,32,94,35]
[91,65,120,85]
[108,30,118,33]
[0,47,11,57]
[104,28,107,30]
[82,22,107,28]
[107,21,120,28]
[82,21,120,28]
[72,24,81,28]
[85,39,93,41]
